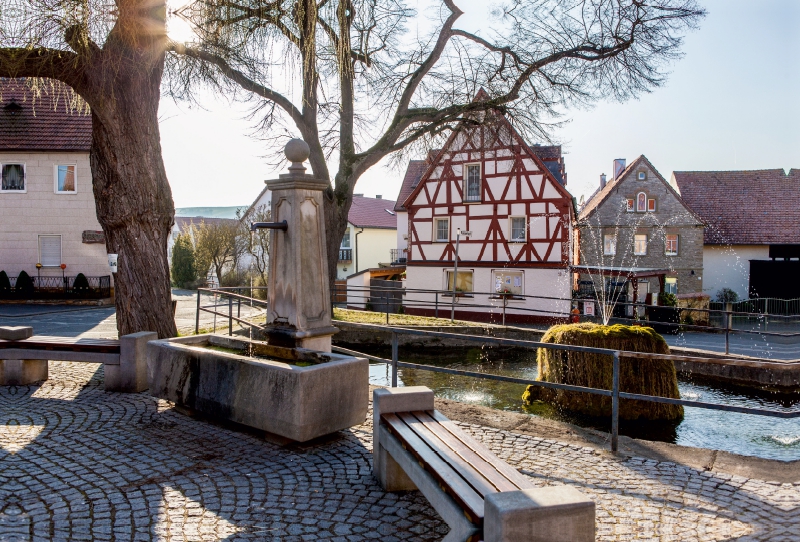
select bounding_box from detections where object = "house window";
[665,234,679,256]
[1,163,25,192]
[634,234,647,255]
[341,229,351,248]
[446,270,473,293]
[434,218,449,242]
[665,277,678,295]
[638,171,647,181]
[39,235,62,267]
[626,199,634,212]
[636,192,647,212]
[509,217,526,242]
[55,165,77,193]
[464,164,481,202]
[493,270,523,296]
[647,198,656,212]
[603,234,616,255]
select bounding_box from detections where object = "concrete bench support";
[105,332,157,393]
[0,358,49,385]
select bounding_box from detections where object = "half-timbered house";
[397,108,574,323]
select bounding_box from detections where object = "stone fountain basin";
[147,334,369,442]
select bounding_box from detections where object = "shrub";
[171,234,197,288]
[522,323,683,421]
[15,270,34,298]
[0,271,10,298]
[658,292,677,307]
[73,273,91,296]
[715,288,739,304]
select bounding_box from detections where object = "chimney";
[375,195,382,199]
[600,173,607,189]
[354,193,364,197]
[613,159,626,180]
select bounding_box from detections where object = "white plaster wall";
[346,270,371,309]
[396,211,408,252]
[0,152,111,281]
[703,244,770,299]
[405,265,571,318]
[337,225,397,279]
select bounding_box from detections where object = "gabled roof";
[401,107,573,211]
[579,154,703,224]
[349,196,397,229]
[672,169,800,245]
[0,79,92,152]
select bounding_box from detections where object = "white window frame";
[340,228,351,248]
[38,235,62,267]
[647,198,656,213]
[665,234,679,256]
[625,198,634,212]
[603,234,617,255]
[1,163,27,193]
[638,171,647,181]
[492,269,524,297]
[463,163,482,203]
[509,216,526,243]
[665,277,678,295]
[445,269,474,294]
[434,218,450,242]
[634,234,648,256]
[54,164,78,194]
[636,192,647,213]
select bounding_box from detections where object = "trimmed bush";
[522,323,683,421]
[73,273,91,296]
[15,270,34,298]
[170,233,197,288]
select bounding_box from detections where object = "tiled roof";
[394,160,427,212]
[531,145,567,186]
[0,79,92,152]
[349,196,397,229]
[673,169,800,245]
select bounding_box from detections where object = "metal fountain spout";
[250,220,288,232]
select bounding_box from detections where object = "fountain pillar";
[264,139,337,352]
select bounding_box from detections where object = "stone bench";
[373,387,595,542]
[0,326,155,392]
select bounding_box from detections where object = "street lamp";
[451,228,472,322]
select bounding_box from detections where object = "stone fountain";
[147,140,368,442]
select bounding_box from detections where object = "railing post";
[391,331,399,388]
[725,302,732,355]
[435,291,439,319]
[228,296,233,336]
[385,292,390,325]
[195,290,201,335]
[611,351,620,453]
[237,298,241,321]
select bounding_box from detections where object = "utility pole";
[451,228,472,322]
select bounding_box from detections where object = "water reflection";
[359,344,800,461]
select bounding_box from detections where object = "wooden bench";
[0,326,156,392]
[373,387,595,542]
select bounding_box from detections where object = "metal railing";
[710,297,800,316]
[332,323,800,453]
[334,283,800,353]
[0,275,111,299]
[338,248,353,262]
[195,287,268,335]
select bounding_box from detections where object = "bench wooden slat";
[429,410,535,491]
[397,412,500,499]
[0,335,120,353]
[382,413,486,522]
[410,411,525,493]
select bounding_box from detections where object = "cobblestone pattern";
[1,362,798,541]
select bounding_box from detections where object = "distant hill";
[175,206,247,219]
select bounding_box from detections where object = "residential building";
[0,80,112,286]
[672,169,800,300]
[337,195,397,279]
[398,103,574,323]
[577,155,705,302]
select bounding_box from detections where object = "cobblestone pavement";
[1,363,798,541]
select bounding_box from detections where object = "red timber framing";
[403,110,574,269]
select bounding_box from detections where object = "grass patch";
[332,308,475,326]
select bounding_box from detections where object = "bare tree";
[242,205,271,295]
[0,0,176,337]
[168,0,704,289]
[191,219,243,286]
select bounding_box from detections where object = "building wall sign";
[82,230,105,244]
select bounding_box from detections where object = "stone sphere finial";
[285,138,310,164]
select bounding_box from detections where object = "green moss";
[523,323,683,421]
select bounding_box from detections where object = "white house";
[337,195,397,279]
[0,80,112,289]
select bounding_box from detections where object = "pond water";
[356,344,800,461]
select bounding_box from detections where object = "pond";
[355,344,800,461]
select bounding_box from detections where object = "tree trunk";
[88,26,177,338]
[323,188,353,303]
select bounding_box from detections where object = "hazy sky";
[160,0,800,209]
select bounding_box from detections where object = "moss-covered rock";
[522,323,683,421]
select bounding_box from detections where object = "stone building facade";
[577,155,705,298]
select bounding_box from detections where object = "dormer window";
[1,163,25,192]
[464,164,481,202]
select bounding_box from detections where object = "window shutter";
[40,236,62,267]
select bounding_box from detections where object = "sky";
[159,0,800,209]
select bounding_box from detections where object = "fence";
[710,298,800,316]
[0,275,111,300]
[331,323,800,453]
